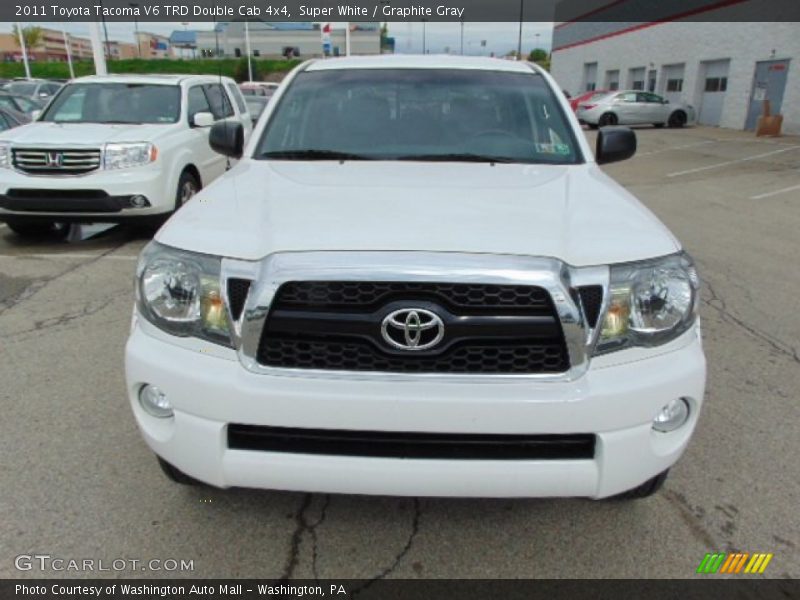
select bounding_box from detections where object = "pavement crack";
[701,277,800,365]
[663,489,719,549]
[310,495,331,581]
[280,493,330,581]
[352,498,422,596]
[0,245,130,319]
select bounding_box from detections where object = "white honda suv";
[0,74,251,238]
[126,56,706,499]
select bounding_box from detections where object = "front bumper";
[125,321,706,498]
[0,165,173,221]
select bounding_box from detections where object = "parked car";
[239,82,280,98]
[5,79,63,102]
[577,90,695,128]
[0,74,252,237]
[0,107,30,132]
[244,95,269,125]
[126,56,706,500]
[569,89,608,112]
[0,92,44,117]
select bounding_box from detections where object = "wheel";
[175,170,200,212]
[5,220,69,240]
[156,456,202,486]
[654,123,665,129]
[609,470,670,500]
[598,113,618,127]
[668,111,687,128]
[587,123,599,130]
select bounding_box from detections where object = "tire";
[157,456,202,486]
[668,111,687,128]
[609,470,670,500]
[175,170,200,212]
[598,113,618,127]
[5,220,69,240]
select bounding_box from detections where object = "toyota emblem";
[381,308,445,351]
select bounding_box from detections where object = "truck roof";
[305,54,542,74]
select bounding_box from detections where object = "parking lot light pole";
[517,0,524,60]
[15,23,31,79]
[245,20,253,82]
[89,21,108,76]
[130,3,141,58]
[62,28,75,79]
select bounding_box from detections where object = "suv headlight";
[0,142,11,169]
[136,242,232,347]
[104,142,157,170]
[596,253,699,354]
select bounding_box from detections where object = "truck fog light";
[130,195,150,208]
[652,398,690,432]
[139,385,173,418]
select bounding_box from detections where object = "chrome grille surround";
[220,251,610,383]
[12,147,102,175]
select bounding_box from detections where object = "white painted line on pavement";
[751,182,800,200]
[0,253,138,261]
[667,145,800,177]
[637,140,716,157]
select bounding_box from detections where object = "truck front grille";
[12,148,102,175]
[255,281,570,375]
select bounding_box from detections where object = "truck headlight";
[104,142,157,170]
[0,142,11,169]
[136,242,231,346]
[596,253,699,354]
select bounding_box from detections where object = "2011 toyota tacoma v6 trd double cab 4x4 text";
[126,56,706,499]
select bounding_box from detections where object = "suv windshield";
[41,83,181,124]
[257,69,581,164]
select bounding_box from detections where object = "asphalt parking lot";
[0,125,798,580]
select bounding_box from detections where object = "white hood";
[1,122,173,146]
[157,160,680,267]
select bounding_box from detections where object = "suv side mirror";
[209,120,244,159]
[191,111,215,128]
[596,126,636,165]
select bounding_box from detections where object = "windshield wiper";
[395,153,518,164]
[258,149,374,161]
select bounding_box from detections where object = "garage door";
[583,63,598,91]
[698,59,730,126]
[662,63,686,104]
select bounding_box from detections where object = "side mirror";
[191,111,215,128]
[596,126,636,165]
[209,120,244,159]
[30,109,42,120]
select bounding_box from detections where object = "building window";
[666,78,683,92]
[234,48,242,58]
[704,77,728,92]
[609,81,619,90]
[632,80,644,90]
[585,82,596,91]
[253,49,260,57]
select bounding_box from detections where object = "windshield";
[256,69,581,164]
[7,82,37,95]
[41,83,181,124]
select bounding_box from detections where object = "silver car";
[577,90,695,129]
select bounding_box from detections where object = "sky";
[0,21,554,56]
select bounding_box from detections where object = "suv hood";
[1,122,172,145]
[158,161,680,267]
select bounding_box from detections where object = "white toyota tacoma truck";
[126,56,706,499]
[0,74,251,237]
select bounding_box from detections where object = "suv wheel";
[175,170,200,212]
[5,220,69,240]
[156,456,202,486]
[609,469,670,500]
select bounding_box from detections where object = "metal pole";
[62,28,75,79]
[89,21,108,76]
[245,20,253,82]
[131,4,141,58]
[460,21,464,55]
[517,0,524,60]
[422,20,426,55]
[15,23,32,79]
[345,22,351,56]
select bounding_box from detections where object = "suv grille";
[12,148,102,175]
[256,281,570,375]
